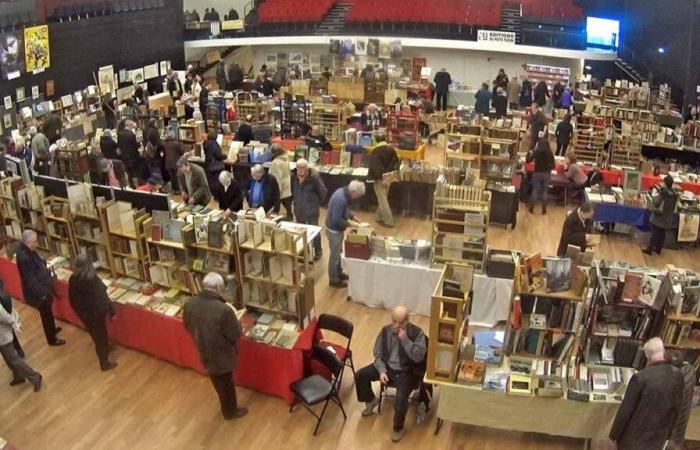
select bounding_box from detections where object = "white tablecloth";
[342,257,442,316]
[470,274,514,328]
[342,258,514,324]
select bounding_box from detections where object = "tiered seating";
[44,0,166,22]
[258,0,336,24]
[346,0,502,27]
[520,0,584,21]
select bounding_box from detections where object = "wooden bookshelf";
[102,201,150,281]
[42,196,77,259]
[573,116,607,165]
[432,181,491,273]
[0,176,24,245]
[146,222,198,295]
[235,219,313,326]
[310,103,345,143]
[427,262,474,382]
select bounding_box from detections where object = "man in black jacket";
[246,164,280,213]
[356,306,429,443]
[529,102,547,150]
[368,130,399,227]
[117,120,142,187]
[236,116,254,145]
[203,130,226,191]
[433,68,451,111]
[292,158,328,261]
[526,133,555,214]
[227,62,244,91]
[610,338,684,450]
[556,203,594,256]
[644,175,677,256]
[16,230,65,346]
[184,272,247,420]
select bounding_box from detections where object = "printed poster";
[0,31,24,80]
[24,25,50,72]
[98,65,115,95]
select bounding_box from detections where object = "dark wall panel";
[0,1,184,101]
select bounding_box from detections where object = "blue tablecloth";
[591,201,650,228]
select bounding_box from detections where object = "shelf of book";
[0,176,25,246]
[310,103,345,143]
[42,196,77,259]
[427,262,473,382]
[102,201,150,282]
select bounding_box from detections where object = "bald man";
[355,306,428,442]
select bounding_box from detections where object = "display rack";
[73,203,112,273]
[444,132,481,170]
[310,103,345,143]
[280,94,310,138]
[146,222,197,295]
[102,201,150,281]
[432,181,491,272]
[0,176,24,245]
[427,262,474,382]
[480,137,517,181]
[524,64,570,91]
[364,77,387,105]
[42,196,77,259]
[234,92,267,125]
[178,121,206,155]
[54,141,89,182]
[327,77,365,104]
[573,116,607,165]
[385,109,419,150]
[235,219,314,326]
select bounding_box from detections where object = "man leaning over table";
[325,180,365,288]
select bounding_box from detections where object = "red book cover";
[151,224,161,241]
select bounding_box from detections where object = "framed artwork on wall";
[31,85,39,99]
[15,87,25,103]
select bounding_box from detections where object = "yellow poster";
[24,25,50,72]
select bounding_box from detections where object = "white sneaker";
[391,429,404,442]
[362,397,379,417]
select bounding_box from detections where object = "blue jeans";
[326,228,344,283]
[529,172,551,210]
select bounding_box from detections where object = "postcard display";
[444,123,519,181]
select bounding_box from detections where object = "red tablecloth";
[525,163,624,186]
[0,257,313,404]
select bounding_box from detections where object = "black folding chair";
[315,313,356,379]
[289,342,350,435]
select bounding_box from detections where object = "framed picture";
[3,96,11,109]
[46,79,54,96]
[31,85,39,99]
[3,113,12,129]
[159,60,170,76]
[15,87,24,102]
[355,38,368,56]
[0,31,25,80]
[367,39,379,57]
[24,25,50,71]
[623,170,641,194]
[98,65,115,95]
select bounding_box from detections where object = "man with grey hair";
[16,230,64,346]
[610,337,684,450]
[183,272,247,420]
[292,158,327,261]
[355,305,428,443]
[30,125,50,175]
[246,164,280,213]
[361,103,381,131]
[368,130,399,228]
[325,180,365,288]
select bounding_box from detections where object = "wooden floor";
[2,144,699,450]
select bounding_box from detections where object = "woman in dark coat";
[68,255,117,371]
[534,80,550,107]
[214,170,244,215]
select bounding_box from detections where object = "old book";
[193,215,209,244]
[482,370,508,392]
[457,360,485,384]
[508,374,533,396]
[637,274,661,307]
[272,229,289,253]
[622,272,643,303]
[207,221,224,248]
[544,257,572,293]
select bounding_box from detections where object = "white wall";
[245,44,582,89]
[183,0,247,19]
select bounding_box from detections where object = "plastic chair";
[289,345,349,435]
[315,313,356,378]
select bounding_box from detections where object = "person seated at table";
[177,157,212,207]
[215,170,243,217]
[526,131,555,215]
[306,125,331,151]
[555,114,574,156]
[136,174,164,193]
[361,103,382,131]
[68,255,117,372]
[355,305,430,443]
[556,202,594,257]
[644,175,678,256]
[236,115,254,145]
[563,151,587,187]
[246,164,280,213]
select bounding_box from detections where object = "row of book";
[243,250,297,285]
[241,311,300,349]
[660,320,700,348]
[241,279,299,315]
[506,329,576,362]
[518,296,584,333]
[588,337,646,368]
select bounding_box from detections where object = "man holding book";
[556,202,594,257]
[176,157,212,207]
[355,305,429,443]
[609,338,684,450]
[325,180,365,288]
[183,272,247,421]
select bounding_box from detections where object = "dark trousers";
[85,317,110,370]
[296,213,322,256]
[0,342,42,386]
[281,196,293,221]
[355,364,423,432]
[12,331,24,358]
[647,224,666,253]
[167,168,180,192]
[208,170,223,196]
[556,140,570,157]
[209,372,238,418]
[509,102,519,110]
[37,301,58,345]
[436,92,448,111]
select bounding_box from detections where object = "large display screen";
[587,17,620,48]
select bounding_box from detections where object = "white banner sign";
[477,30,516,45]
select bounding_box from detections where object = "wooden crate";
[327,77,365,103]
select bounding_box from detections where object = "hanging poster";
[130,68,145,84]
[329,40,341,54]
[144,63,159,80]
[289,52,303,66]
[31,85,39,99]
[24,25,50,72]
[265,54,277,70]
[389,40,402,58]
[15,87,25,103]
[277,52,288,68]
[3,96,11,109]
[678,213,700,242]
[355,38,368,56]
[98,65,115,94]
[159,60,170,76]
[340,39,354,56]
[378,40,391,59]
[119,69,127,83]
[3,113,12,129]
[0,31,24,80]
[367,39,379,57]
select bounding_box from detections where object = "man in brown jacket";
[609,338,684,450]
[183,272,247,420]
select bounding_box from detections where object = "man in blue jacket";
[474,83,492,116]
[325,180,365,288]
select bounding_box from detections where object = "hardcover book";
[207,221,224,248]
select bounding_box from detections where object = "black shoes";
[33,376,42,393]
[49,339,66,347]
[10,378,25,386]
[642,249,661,256]
[56,327,63,333]
[329,280,348,288]
[340,273,349,281]
[224,407,249,420]
[101,362,118,372]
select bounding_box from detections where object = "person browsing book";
[610,338,684,450]
[643,175,677,256]
[215,170,243,216]
[176,157,212,207]
[556,202,594,257]
[183,272,247,421]
[355,306,430,443]
[367,130,399,228]
[246,164,280,213]
[325,181,365,288]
